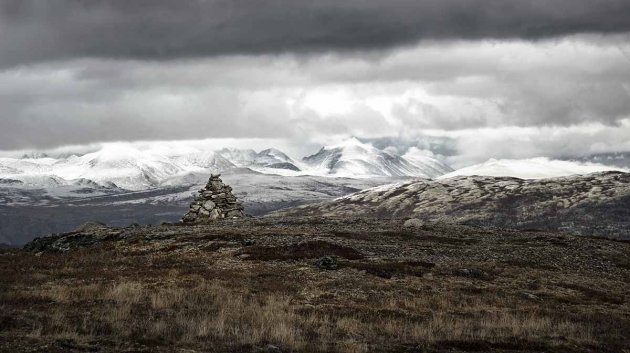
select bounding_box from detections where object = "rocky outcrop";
[23,222,122,252]
[182,174,245,223]
[271,171,630,239]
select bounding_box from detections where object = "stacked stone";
[182,174,245,223]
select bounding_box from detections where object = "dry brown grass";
[35,281,309,348]
[23,279,596,352]
[2,219,627,352]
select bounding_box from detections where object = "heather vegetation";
[1,217,628,352]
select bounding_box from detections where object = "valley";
[0,170,403,246]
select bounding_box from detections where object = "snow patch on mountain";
[440,157,629,179]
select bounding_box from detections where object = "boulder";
[203,200,216,210]
[209,208,221,220]
[182,212,196,222]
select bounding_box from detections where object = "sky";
[1,0,630,166]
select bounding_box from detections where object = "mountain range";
[1,137,628,245]
[0,138,452,190]
[3,138,625,191]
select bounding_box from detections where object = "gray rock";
[182,212,196,222]
[403,218,424,228]
[519,292,540,300]
[456,268,490,279]
[203,200,216,210]
[209,208,221,220]
[210,181,224,189]
[266,344,282,353]
[226,210,244,218]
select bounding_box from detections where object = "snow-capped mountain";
[0,139,454,190]
[0,145,229,190]
[217,148,301,171]
[54,146,186,190]
[0,145,307,191]
[302,138,452,178]
[402,147,455,178]
[172,150,236,170]
[440,157,629,179]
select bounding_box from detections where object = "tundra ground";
[1,217,629,352]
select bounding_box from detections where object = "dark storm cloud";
[2,0,630,67]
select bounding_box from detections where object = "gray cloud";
[2,0,630,68]
[0,33,629,169]
[443,121,630,167]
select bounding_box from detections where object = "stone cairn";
[182,174,245,223]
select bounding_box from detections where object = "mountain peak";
[328,137,368,150]
[303,138,451,178]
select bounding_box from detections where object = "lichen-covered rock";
[182,174,245,223]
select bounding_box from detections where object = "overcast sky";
[1,0,630,165]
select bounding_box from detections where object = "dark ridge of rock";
[271,171,630,239]
[0,178,23,185]
[23,223,124,252]
[182,174,245,223]
[266,162,301,171]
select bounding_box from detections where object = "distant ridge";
[272,171,630,239]
[442,157,629,179]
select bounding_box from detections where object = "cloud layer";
[1,36,628,151]
[2,0,630,67]
[1,1,629,167]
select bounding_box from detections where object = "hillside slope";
[273,171,630,239]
